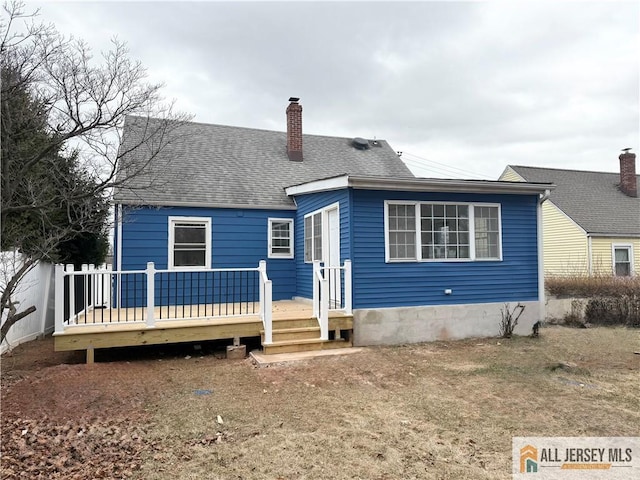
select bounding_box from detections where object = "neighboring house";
[105,98,551,348]
[500,154,639,277]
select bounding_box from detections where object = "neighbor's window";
[386,202,501,262]
[268,218,294,259]
[613,245,632,276]
[169,217,211,269]
[304,211,322,262]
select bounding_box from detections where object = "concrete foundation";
[226,344,246,359]
[353,301,541,346]
[545,296,587,322]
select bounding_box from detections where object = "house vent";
[352,137,369,150]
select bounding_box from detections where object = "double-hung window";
[386,201,501,262]
[388,204,416,260]
[268,218,294,258]
[612,245,633,276]
[168,217,211,269]
[474,206,500,259]
[304,211,323,262]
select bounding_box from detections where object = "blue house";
[103,98,552,353]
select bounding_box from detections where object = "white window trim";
[611,243,634,276]
[304,202,340,264]
[168,216,212,270]
[304,210,322,263]
[472,202,503,262]
[268,218,294,259]
[384,200,503,263]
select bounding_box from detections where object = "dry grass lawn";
[135,326,639,479]
[2,325,638,479]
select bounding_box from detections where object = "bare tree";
[1,0,191,346]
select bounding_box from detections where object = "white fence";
[0,252,56,354]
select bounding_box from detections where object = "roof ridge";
[510,164,636,177]
[125,114,386,143]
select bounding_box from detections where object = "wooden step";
[270,317,319,330]
[262,338,353,355]
[261,326,321,343]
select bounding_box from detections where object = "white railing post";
[312,260,321,319]
[258,260,266,320]
[344,260,352,315]
[320,275,329,340]
[264,278,273,345]
[258,260,272,345]
[54,264,65,333]
[66,264,75,324]
[146,262,156,327]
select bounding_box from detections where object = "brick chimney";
[619,149,637,197]
[286,97,303,161]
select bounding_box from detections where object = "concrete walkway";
[250,347,364,366]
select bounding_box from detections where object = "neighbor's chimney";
[286,97,303,161]
[619,148,637,197]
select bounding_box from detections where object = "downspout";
[116,204,123,308]
[116,204,123,272]
[587,235,593,275]
[537,190,550,323]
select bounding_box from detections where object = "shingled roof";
[508,165,640,236]
[113,116,414,209]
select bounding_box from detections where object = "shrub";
[584,296,640,327]
[546,275,640,327]
[499,303,525,338]
[545,275,640,298]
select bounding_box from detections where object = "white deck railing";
[258,260,273,345]
[54,261,273,338]
[312,260,352,340]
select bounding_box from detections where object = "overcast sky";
[30,0,640,179]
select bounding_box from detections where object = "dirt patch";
[1,337,84,388]
[2,327,639,479]
[1,339,160,479]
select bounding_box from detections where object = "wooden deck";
[53,300,353,357]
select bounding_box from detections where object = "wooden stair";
[260,314,353,355]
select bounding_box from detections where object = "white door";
[325,207,341,308]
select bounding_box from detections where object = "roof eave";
[586,232,640,238]
[114,199,297,210]
[285,175,554,197]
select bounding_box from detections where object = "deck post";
[319,275,329,340]
[344,260,352,315]
[312,260,321,319]
[146,262,156,327]
[86,346,95,365]
[258,260,273,345]
[54,264,65,334]
[263,279,272,344]
[66,264,75,325]
[258,261,265,318]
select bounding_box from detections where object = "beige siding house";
[500,152,639,277]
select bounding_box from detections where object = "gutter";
[285,174,555,197]
[537,189,551,323]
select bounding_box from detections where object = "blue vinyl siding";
[117,205,296,304]
[116,187,540,310]
[351,190,539,308]
[293,190,351,299]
